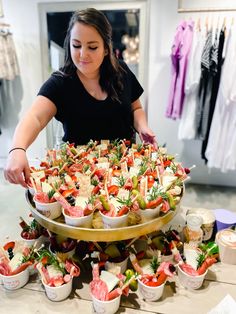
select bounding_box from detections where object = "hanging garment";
[166,20,194,119]
[171,19,195,119]
[195,29,213,140]
[205,27,236,171]
[201,29,225,162]
[0,32,19,80]
[178,26,206,140]
[166,21,186,119]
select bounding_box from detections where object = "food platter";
[26,190,180,242]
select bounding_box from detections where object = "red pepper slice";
[107,185,119,196]
[3,241,15,251]
[146,196,163,209]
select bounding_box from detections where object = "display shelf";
[26,190,180,242]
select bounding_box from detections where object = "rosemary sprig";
[138,161,148,176]
[37,248,66,274]
[47,189,55,200]
[149,256,160,273]
[117,193,132,207]
[117,175,126,187]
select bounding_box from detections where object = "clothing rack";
[178,0,236,13]
[178,8,236,13]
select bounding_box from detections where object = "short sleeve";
[119,61,144,102]
[37,73,64,121]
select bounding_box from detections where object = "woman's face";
[70,22,107,78]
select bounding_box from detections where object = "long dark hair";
[60,8,124,102]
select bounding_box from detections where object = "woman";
[4,8,156,188]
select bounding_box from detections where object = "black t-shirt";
[38,61,143,145]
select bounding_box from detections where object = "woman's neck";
[77,70,100,81]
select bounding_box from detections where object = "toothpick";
[93,242,103,252]
[126,237,139,248]
[30,177,37,193]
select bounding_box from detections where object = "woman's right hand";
[4,150,31,188]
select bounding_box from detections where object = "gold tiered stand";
[26,190,180,242]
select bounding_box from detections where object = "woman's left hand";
[138,127,157,149]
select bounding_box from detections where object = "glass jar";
[183,214,203,245]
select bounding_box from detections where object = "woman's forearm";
[133,108,148,133]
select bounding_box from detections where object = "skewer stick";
[156,166,161,185]
[93,242,103,252]
[126,237,139,248]
[30,177,37,192]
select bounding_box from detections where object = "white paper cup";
[139,206,160,222]
[0,268,29,290]
[216,229,236,264]
[33,198,62,220]
[62,208,93,228]
[91,294,121,314]
[177,265,207,290]
[138,278,165,301]
[43,277,73,301]
[100,212,128,229]
[21,235,44,248]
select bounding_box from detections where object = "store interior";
[0,0,236,313]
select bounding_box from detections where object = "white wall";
[1,0,236,186]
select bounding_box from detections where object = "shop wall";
[1,0,236,186]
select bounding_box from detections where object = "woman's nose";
[80,47,88,58]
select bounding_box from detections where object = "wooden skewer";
[93,242,103,252]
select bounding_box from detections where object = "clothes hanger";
[205,16,209,32]
[197,17,201,32]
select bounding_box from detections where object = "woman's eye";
[72,44,81,49]
[89,47,98,50]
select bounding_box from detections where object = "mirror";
[38,1,149,148]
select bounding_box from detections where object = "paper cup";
[62,208,93,228]
[21,235,44,248]
[43,277,73,301]
[139,206,160,222]
[138,278,165,301]
[33,198,62,220]
[177,265,207,290]
[0,268,29,290]
[216,229,236,264]
[100,212,128,229]
[91,294,121,314]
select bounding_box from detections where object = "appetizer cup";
[42,277,73,301]
[62,208,93,228]
[139,206,160,222]
[177,265,207,290]
[33,197,62,220]
[91,294,121,314]
[21,235,44,248]
[0,268,29,290]
[138,278,165,301]
[100,212,128,229]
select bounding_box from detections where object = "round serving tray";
[26,190,180,242]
